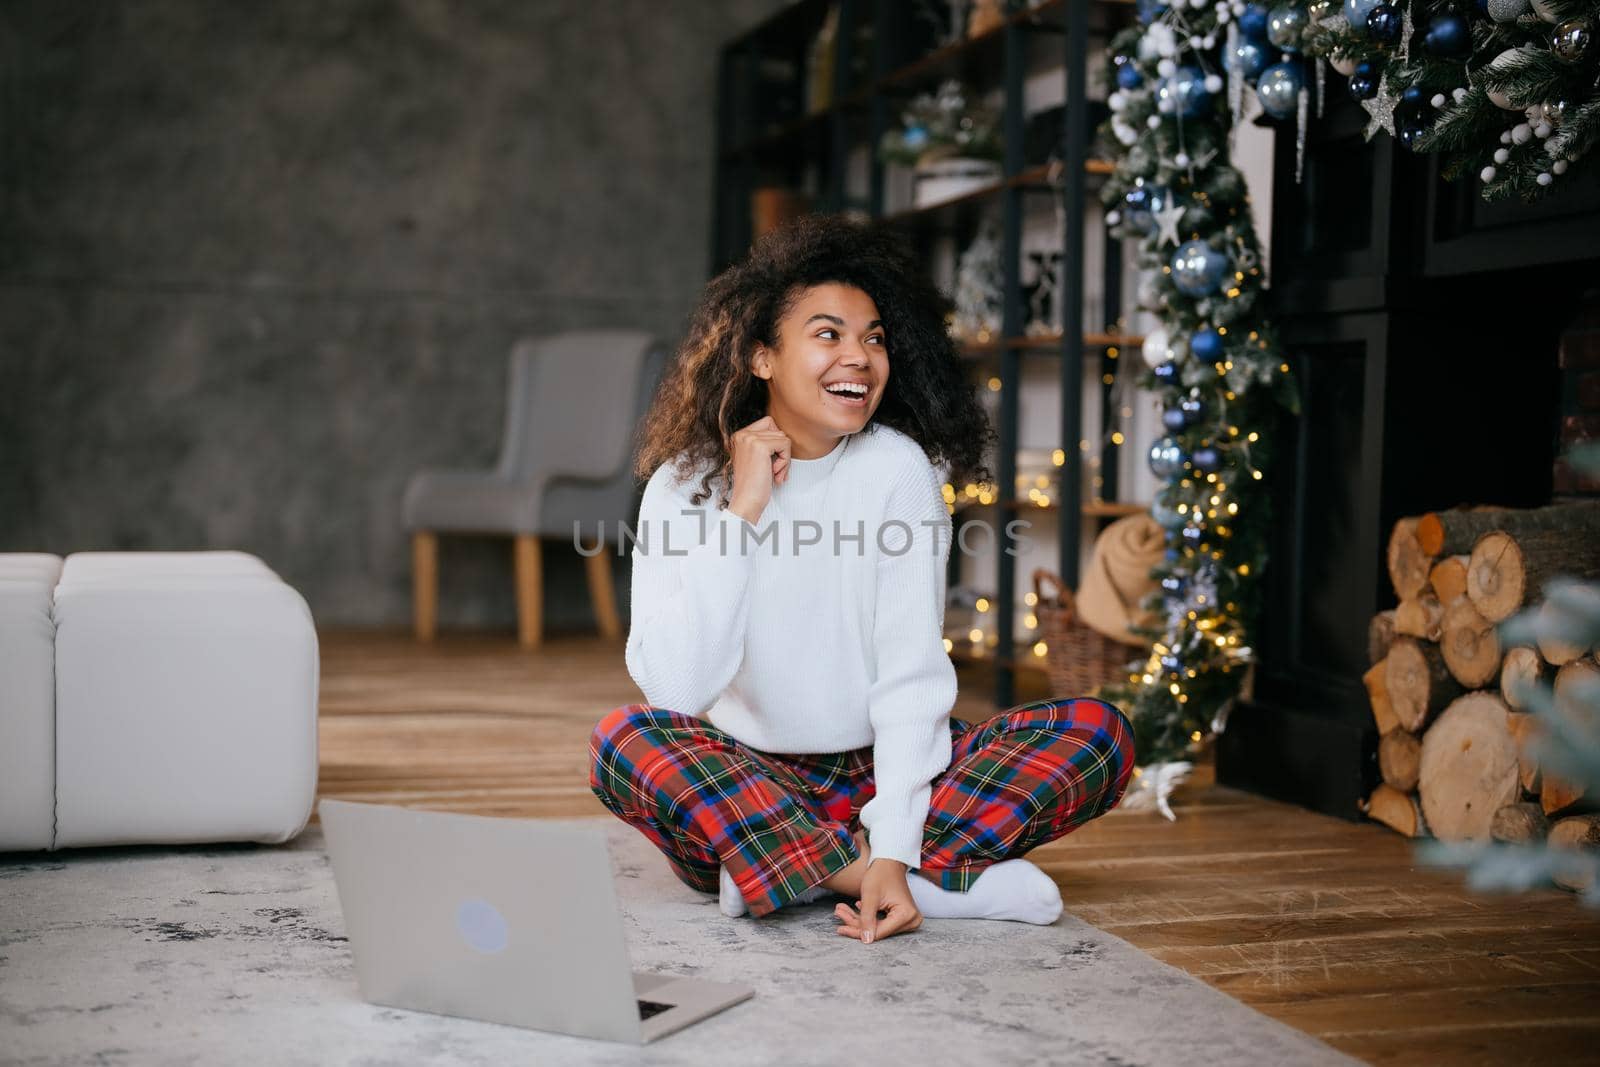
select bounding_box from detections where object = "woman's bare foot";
[820,829,870,899]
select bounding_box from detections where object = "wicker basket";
[1032,569,1145,696]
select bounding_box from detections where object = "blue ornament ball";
[1179,394,1208,425]
[1148,437,1189,480]
[1348,61,1379,100]
[1343,0,1383,33]
[1116,58,1144,90]
[1266,5,1308,51]
[1122,184,1170,234]
[1190,328,1223,361]
[1158,65,1212,118]
[1256,61,1304,119]
[1401,84,1427,109]
[1423,14,1471,57]
[1170,239,1229,297]
[1152,502,1187,530]
[1161,407,1189,433]
[1181,525,1204,546]
[1191,446,1222,473]
[1153,360,1179,383]
[1227,39,1269,80]
[1366,4,1402,44]
[1136,0,1170,25]
[1239,3,1271,39]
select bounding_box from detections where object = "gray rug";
[1,823,1360,1066]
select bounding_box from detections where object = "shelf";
[959,330,1143,359]
[950,498,1149,519]
[720,0,1132,161]
[948,643,1050,674]
[879,161,1113,232]
[1003,499,1150,517]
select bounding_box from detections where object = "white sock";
[719,865,833,918]
[905,859,1063,925]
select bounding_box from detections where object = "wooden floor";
[317,630,1600,1066]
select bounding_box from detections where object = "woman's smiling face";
[752,282,889,459]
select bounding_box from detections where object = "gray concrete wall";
[0,0,783,630]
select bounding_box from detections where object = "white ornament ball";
[1530,0,1561,21]
[1453,87,1469,105]
[1190,0,1208,9]
[1143,328,1173,369]
[1537,171,1553,185]
[1217,4,1232,22]
[1109,91,1128,112]
[1487,47,1541,110]
[1431,93,1447,108]
[1536,122,1552,138]
[1158,58,1178,77]
[1487,0,1530,20]
[1494,147,1510,163]
[1512,123,1533,144]
[1481,165,1498,181]
[1204,74,1224,93]
[1106,209,1122,226]
[1148,114,1163,128]
[1500,130,1513,143]
[1175,151,1192,167]
[1553,158,1569,174]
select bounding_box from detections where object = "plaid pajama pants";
[588,697,1136,919]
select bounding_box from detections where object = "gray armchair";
[402,330,666,647]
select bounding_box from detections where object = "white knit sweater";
[624,422,959,871]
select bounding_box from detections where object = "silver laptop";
[318,799,754,1044]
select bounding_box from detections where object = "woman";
[589,214,1135,946]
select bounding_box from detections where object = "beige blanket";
[1077,512,1167,645]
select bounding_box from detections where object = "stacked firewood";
[1361,502,1600,893]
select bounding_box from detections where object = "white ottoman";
[51,552,319,849]
[0,555,64,850]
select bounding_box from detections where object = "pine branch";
[1550,97,1600,163]
[1414,87,1502,154]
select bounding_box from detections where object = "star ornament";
[1362,74,1398,141]
[1153,199,1187,248]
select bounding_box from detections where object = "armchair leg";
[412,532,438,642]
[514,534,543,649]
[583,540,622,640]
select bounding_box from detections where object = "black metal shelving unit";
[712,0,1140,708]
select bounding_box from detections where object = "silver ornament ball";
[1551,19,1591,63]
[1486,0,1530,20]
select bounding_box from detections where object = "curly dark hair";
[635,213,996,507]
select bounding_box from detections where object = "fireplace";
[1214,95,1600,819]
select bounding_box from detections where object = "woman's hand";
[834,858,922,944]
[726,415,791,526]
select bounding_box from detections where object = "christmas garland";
[1301,0,1600,201]
[1097,3,1300,774]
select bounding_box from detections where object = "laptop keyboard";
[637,998,674,1021]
